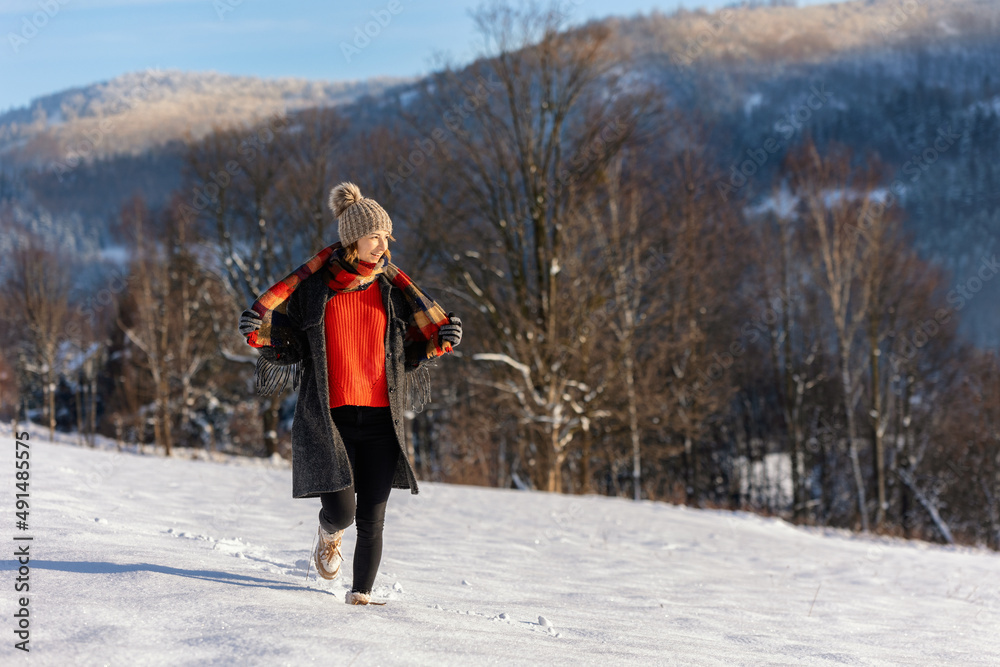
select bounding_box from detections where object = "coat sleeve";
[393,289,437,373]
[403,339,435,373]
[259,289,308,367]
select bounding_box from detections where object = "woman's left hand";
[438,312,462,347]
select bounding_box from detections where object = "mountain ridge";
[0,69,413,168]
[4,0,999,170]
[609,0,1000,67]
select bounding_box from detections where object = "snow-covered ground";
[1,423,999,666]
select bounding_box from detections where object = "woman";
[238,182,462,605]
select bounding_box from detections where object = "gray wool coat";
[262,270,435,499]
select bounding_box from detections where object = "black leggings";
[319,405,400,594]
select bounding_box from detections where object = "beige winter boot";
[345,590,371,605]
[345,590,385,605]
[313,525,344,580]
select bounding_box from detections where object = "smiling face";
[354,231,391,264]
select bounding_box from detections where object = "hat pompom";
[329,182,363,218]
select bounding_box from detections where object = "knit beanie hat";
[328,182,392,247]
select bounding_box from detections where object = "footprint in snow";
[429,606,561,637]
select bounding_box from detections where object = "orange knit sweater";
[324,283,390,408]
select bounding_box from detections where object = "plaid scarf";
[244,242,452,395]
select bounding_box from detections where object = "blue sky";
[1,0,843,113]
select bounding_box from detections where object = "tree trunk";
[778,213,806,520]
[897,468,954,544]
[869,319,886,530]
[88,367,98,447]
[684,435,696,504]
[497,430,508,489]
[818,433,830,525]
[156,377,172,456]
[74,373,85,447]
[899,376,913,538]
[163,403,173,457]
[180,372,193,448]
[622,342,642,501]
[840,349,868,532]
[153,418,162,455]
[547,422,561,493]
[262,394,281,457]
[46,372,56,441]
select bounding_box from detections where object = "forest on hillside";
[1,2,998,550]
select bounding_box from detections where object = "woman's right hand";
[239,309,262,337]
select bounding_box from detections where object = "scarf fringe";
[256,353,430,410]
[246,243,450,403]
[404,364,434,413]
[255,355,302,397]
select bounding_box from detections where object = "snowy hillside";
[1,424,998,666]
[0,70,410,167]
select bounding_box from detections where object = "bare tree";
[66,314,104,447]
[167,196,223,449]
[185,113,304,456]
[404,2,653,492]
[971,352,1000,549]
[852,192,937,530]
[117,198,175,455]
[786,138,885,532]
[580,156,668,499]
[752,196,828,521]
[6,241,72,440]
[653,148,744,504]
[0,347,20,422]
[274,108,348,252]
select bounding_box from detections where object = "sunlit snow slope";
[1,424,998,666]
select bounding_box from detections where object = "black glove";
[239,309,262,337]
[438,311,462,347]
